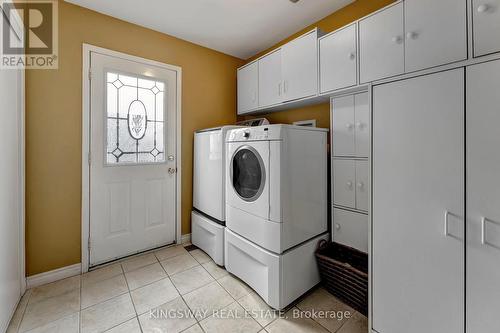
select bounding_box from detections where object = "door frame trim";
[81,44,182,273]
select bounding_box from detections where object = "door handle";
[481,217,500,250]
[168,167,177,174]
[444,210,462,240]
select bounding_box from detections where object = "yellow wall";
[26,1,244,276]
[242,0,394,127]
[26,0,394,276]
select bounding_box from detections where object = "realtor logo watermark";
[1,0,58,69]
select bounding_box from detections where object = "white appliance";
[224,125,329,309]
[192,126,240,265]
[236,118,269,127]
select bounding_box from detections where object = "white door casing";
[372,68,464,333]
[0,6,25,331]
[83,46,181,268]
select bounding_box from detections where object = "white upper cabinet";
[319,24,357,93]
[281,30,319,102]
[405,0,467,72]
[359,3,404,83]
[473,0,500,57]
[258,49,283,108]
[237,62,258,115]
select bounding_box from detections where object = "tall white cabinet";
[372,69,465,333]
[466,59,500,333]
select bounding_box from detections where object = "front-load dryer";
[225,125,329,254]
[191,126,240,265]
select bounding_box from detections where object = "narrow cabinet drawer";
[333,208,368,253]
[355,160,369,212]
[332,93,369,158]
[332,95,355,157]
[333,159,368,212]
[333,159,356,208]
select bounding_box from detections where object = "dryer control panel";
[226,126,282,142]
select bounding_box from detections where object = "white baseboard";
[26,263,81,289]
[181,233,191,244]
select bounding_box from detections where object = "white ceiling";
[64,0,354,59]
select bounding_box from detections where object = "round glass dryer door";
[231,146,266,202]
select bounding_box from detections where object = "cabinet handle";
[348,52,356,60]
[278,82,282,96]
[346,123,354,130]
[283,80,288,94]
[356,122,364,130]
[357,182,364,189]
[444,210,462,240]
[335,223,341,231]
[477,4,490,13]
[252,91,256,102]
[391,36,403,44]
[481,217,500,250]
[406,31,418,40]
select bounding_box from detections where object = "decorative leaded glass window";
[106,72,165,164]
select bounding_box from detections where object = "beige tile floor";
[7,244,367,333]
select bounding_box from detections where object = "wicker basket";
[315,240,368,315]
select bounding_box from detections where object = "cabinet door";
[466,59,500,333]
[355,160,368,212]
[259,49,283,108]
[473,0,500,57]
[372,69,464,333]
[333,208,368,253]
[332,95,355,157]
[333,159,355,209]
[237,62,258,114]
[282,31,318,101]
[405,0,467,72]
[320,24,357,93]
[354,93,369,157]
[359,3,404,83]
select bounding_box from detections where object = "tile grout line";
[156,253,207,332]
[15,290,32,333]
[197,259,263,330]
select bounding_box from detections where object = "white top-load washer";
[224,124,329,309]
[191,126,240,265]
[225,124,329,254]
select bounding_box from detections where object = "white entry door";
[89,51,178,266]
